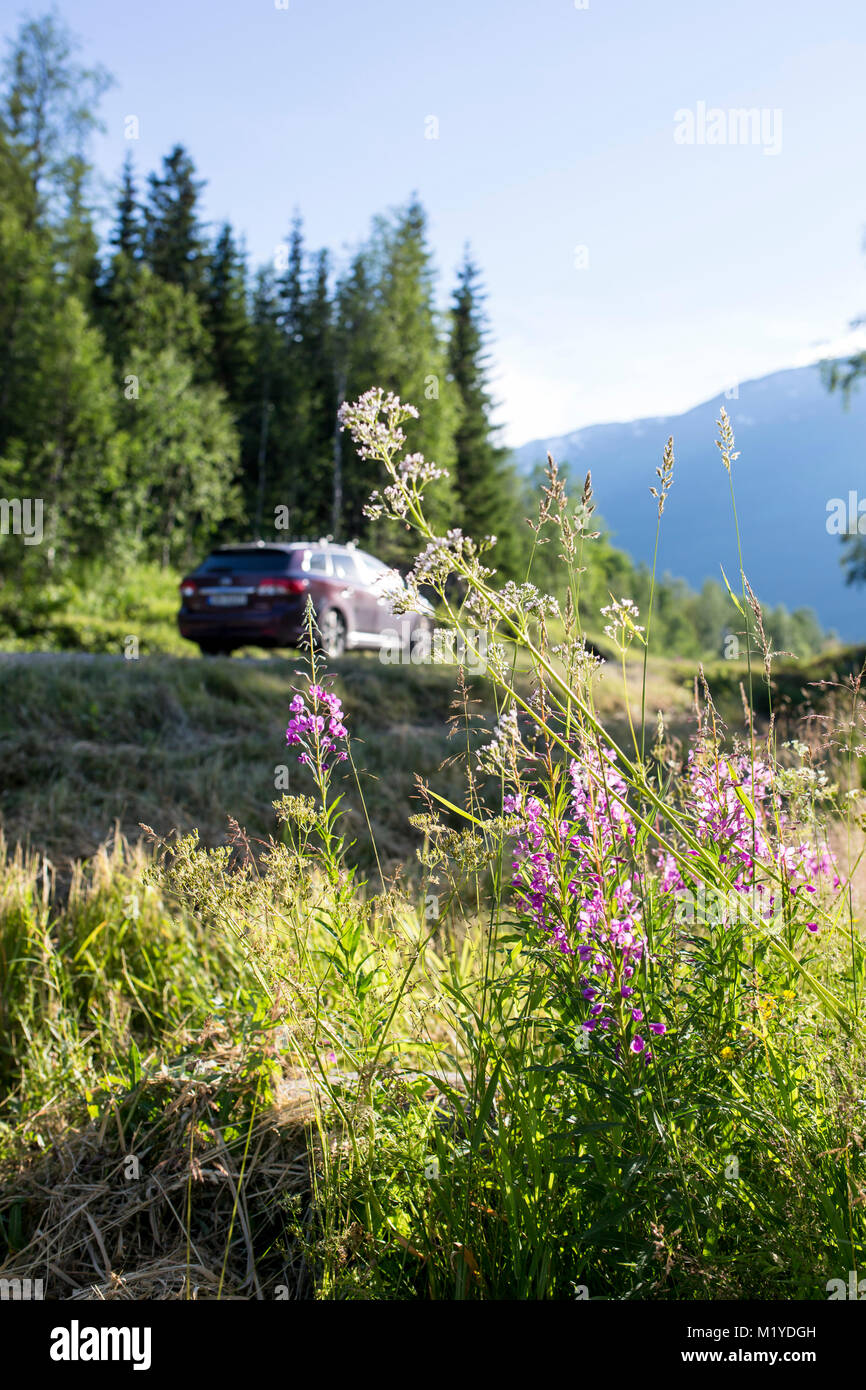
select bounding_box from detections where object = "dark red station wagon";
[178,541,433,658]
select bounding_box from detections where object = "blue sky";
[6,0,866,444]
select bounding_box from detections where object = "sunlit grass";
[3,401,866,1301]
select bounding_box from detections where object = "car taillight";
[256,577,308,595]
[180,579,198,597]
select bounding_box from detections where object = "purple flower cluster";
[658,748,837,930]
[506,745,665,1060]
[286,683,349,768]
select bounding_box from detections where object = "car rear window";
[197,549,292,574]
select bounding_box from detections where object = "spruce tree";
[143,145,209,299]
[111,153,142,261]
[447,248,521,576]
[206,223,253,413]
[268,217,307,532]
[354,197,458,555]
[298,248,337,538]
[335,248,384,537]
[96,155,143,361]
[374,199,457,475]
[262,220,338,540]
[245,266,282,535]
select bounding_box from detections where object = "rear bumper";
[178,603,306,648]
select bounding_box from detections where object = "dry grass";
[0,1040,316,1301]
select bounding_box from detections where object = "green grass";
[0,652,503,869]
[1,788,863,1300]
[2,639,860,867]
[1,530,865,1297]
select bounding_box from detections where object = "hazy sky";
[6,0,866,445]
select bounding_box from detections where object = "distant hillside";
[510,364,866,641]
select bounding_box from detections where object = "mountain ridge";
[509,363,866,640]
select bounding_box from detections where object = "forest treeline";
[0,14,828,659]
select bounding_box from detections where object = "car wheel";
[198,641,232,657]
[318,609,347,659]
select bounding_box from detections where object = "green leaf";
[470,1061,503,1150]
[426,789,487,828]
[719,565,745,617]
[128,1039,142,1086]
[732,779,757,821]
[72,918,108,963]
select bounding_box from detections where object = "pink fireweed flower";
[505,739,668,1058]
[656,743,837,932]
[287,680,350,769]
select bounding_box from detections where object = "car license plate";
[209,593,247,607]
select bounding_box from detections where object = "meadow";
[1,399,865,1302]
